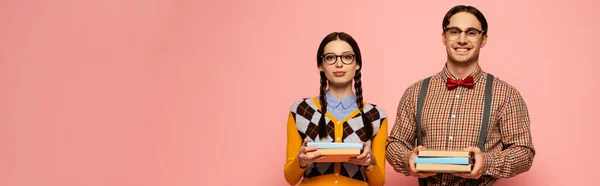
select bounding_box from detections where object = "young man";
[386,5,535,186]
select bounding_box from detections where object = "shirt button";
[336,137,341,141]
[337,121,341,124]
[449,136,453,140]
[334,180,339,184]
[442,182,447,185]
[451,114,456,118]
[456,95,460,98]
[335,173,339,176]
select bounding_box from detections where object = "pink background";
[1,0,598,185]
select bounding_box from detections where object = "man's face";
[442,12,487,64]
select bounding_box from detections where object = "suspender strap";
[470,73,494,186]
[477,74,494,150]
[416,77,431,146]
[416,77,431,186]
[415,74,494,186]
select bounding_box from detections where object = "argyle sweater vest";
[290,97,387,182]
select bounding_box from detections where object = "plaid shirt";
[386,66,535,186]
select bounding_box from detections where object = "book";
[306,142,363,149]
[305,142,362,162]
[416,164,472,173]
[306,148,361,162]
[414,157,472,165]
[414,150,474,172]
[417,150,471,157]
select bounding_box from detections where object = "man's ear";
[480,34,488,48]
[442,33,447,45]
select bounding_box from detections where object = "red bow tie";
[446,76,474,90]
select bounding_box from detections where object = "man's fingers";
[414,146,426,156]
[453,174,466,178]
[463,146,481,154]
[409,160,417,173]
[419,171,436,176]
[454,172,478,179]
[471,166,483,176]
[409,147,433,178]
[410,169,435,178]
[415,172,436,178]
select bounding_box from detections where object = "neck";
[327,82,354,100]
[446,59,479,79]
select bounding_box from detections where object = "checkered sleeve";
[386,85,418,176]
[484,90,535,178]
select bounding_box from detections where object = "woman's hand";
[298,139,326,168]
[349,142,374,166]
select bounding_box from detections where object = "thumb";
[463,146,481,153]
[302,139,311,146]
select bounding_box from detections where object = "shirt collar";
[441,63,485,83]
[326,91,356,109]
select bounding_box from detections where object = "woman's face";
[319,40,360,87]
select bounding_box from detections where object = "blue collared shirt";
[325,91,358,120]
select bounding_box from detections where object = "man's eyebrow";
[447,26,481,30]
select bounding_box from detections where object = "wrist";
[483,152,494,175]
[297,156,307,169]
[365,159,376,171]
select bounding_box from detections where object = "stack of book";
[414,150,473,172]
[306,142,363,162]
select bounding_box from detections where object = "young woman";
[284,32,388,186]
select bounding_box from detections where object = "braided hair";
[315,32,373,141]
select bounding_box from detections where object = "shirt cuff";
[483,152,495,176]
[395,151,411,176]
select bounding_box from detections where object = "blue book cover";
[306,142,363,149]
[414,157,472,165]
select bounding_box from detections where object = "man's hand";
[454,146,485,179]
[409,146,436,178]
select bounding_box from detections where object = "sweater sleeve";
[365,118,388,186]
[284,112,306,185]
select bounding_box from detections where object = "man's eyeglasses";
[321,53,355,65]
[444,27,484,42]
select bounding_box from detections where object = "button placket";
[447,88,464,150]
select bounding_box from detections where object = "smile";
[454,47,471,55]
